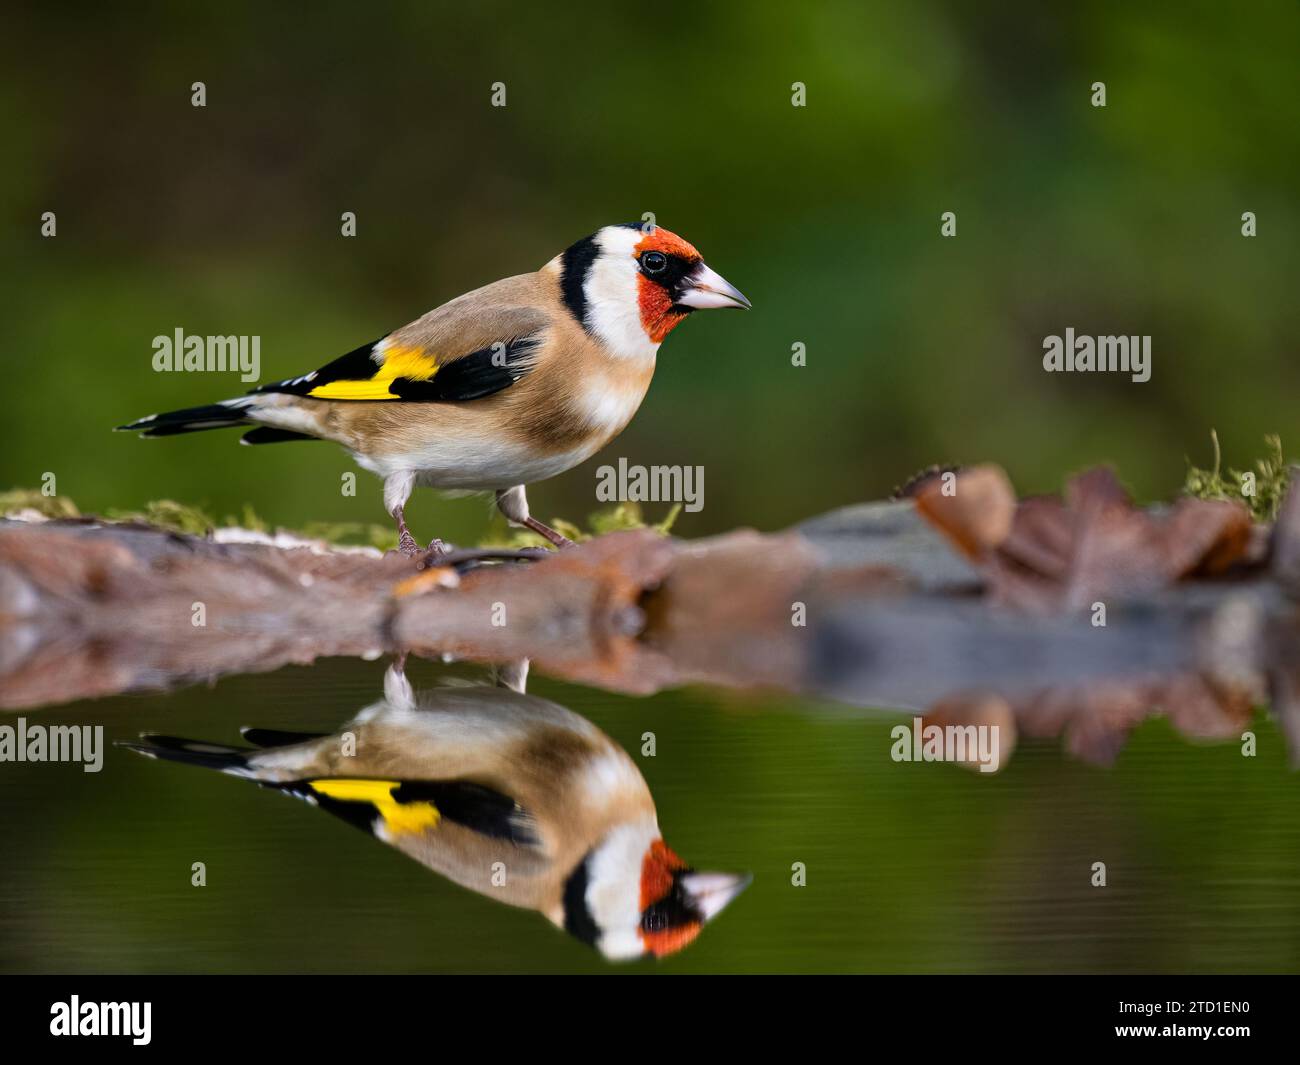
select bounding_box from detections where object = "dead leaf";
[914,464,1016,560]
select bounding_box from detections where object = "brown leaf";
[1162,499,1253,577]
[914,464,1016,560]
[922,464,1256,612]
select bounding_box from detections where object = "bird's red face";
[637,838,751,958]
[631,226,751,343]
[632,229,703,343]
[557,223,750,359]
[639,839,699,956]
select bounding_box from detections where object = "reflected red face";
[638,838,702,957]
[632,228,703,343]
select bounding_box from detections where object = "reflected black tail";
[117,734,253,772]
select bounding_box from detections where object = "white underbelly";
[352,436,596,491]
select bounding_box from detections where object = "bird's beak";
[676,262,752,310]
[680,870,753,921]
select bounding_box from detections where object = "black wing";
[252,333,543,403]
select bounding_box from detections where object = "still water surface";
[2,656,1297,973]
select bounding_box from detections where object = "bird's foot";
[394,530,422,557]
[416,539,451,568]
[388,534,449,564]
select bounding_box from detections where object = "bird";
[117,223,750,555]
[119,662,751,961]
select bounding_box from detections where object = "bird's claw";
[416,539,450,568]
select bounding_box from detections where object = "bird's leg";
[495,486,575,550]
[494,658,530,693]
[392,505,421,557]
[383,655,416,711]
[385,471,426,558]
[520,516,575,550]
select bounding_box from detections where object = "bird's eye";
[641,251,668,275]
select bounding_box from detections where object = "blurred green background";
[3,1,1297,543]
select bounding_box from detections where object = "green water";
[2,656,1297,973]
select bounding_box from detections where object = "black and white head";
[555,223,750,361]
[559,818,751,960]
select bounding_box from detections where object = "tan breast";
[503,266,656,457]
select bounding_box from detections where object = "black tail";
[117,733,254,772]
[116,401,250,438]
[239,726,328,748]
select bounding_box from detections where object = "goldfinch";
[121,664,750,960]
[118,224,750,553]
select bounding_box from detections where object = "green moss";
[228,503,269,534]
[0,488,81,520]
[105,499,217,536]
[2,487,395,548]
[1184,432,1290,522]
[3,486,680,551]
[476,501,682,550]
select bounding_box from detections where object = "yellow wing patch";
[309,778,440,836]
[307,346,437,400]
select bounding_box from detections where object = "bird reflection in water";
[121,660,749,961]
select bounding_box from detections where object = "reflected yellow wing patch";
[309,778,440,836]
[307,346,437,400]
